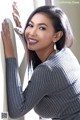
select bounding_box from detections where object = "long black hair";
[23,5,74,70]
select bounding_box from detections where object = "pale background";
[0,0,80,120]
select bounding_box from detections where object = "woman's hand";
[1,19,15,58]
[12,2,23,36]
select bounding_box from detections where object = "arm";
[1,18,52,119]
[6,59,51,118]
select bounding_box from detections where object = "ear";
[53,31,63,43]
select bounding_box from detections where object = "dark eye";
[27,23,33,28]
[39,27,46,30]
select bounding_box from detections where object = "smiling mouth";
[28,38,38,45]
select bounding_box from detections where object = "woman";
[1,4,80,120]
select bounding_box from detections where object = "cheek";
[44,33,54,42]
[40,31,52,38]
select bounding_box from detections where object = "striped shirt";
[6,48,80,119]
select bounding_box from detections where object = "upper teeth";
[29,39,37,43]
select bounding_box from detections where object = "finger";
[13,1,18,9]
[13,7,20,17]
[12,12,20,19]
[2,20,10,37]
[12,14,19,26]
[2,21,7,34]
[2,20,9,32]
[12,3,20,16]
[1,31,5,41]
[14,28,23,35]
[12,13,22,27]
[12,12,20,24]
[4,19,10,30]
[1,31,6,50]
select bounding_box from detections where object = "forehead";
[30,13,52,24]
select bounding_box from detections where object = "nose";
[28,27,37,36]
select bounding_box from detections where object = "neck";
[36,49,56,62]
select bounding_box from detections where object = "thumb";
[14,27,23,35]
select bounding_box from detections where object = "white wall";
[53,0,80,61]
[0,0,38,120]
[0,0,51,120]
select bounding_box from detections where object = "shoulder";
[44,48,79,70]
[33,63,53,77]
[33,59,64,80]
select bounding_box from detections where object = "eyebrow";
[29,21,48,27]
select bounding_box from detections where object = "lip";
[28,38,38,45]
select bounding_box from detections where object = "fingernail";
[4,19,7,22]
[14,28,18,31]
[13,1,17,5]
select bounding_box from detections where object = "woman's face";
[25,13,56,52]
